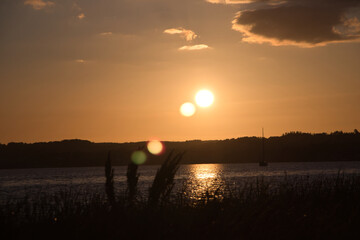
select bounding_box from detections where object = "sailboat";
[259,128,268,167]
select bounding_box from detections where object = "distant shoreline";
[1,131,359,169]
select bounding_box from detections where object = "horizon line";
[2,129,358,145]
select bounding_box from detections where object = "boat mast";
[262,127,265,163]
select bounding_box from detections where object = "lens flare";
[180,102,196,117]
[195,89,214,107]
[131,150,147,165]
[147,140,164,155]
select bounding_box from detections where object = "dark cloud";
[232,0,360,47]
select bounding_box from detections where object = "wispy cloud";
[178,44,210,51]
[75,59,86,63]
[77,13,85,20]
[206,0,287,5]
[24,0,54,10]
[99,32,113,36]
[231,0,360,47]
[206,0,253,4]
[164,28,198,41]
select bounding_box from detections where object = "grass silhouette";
[126,162,139,205]
[105,152,115,206]
[1,155,360,239]
[148,151,184,207]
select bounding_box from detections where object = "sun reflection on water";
[195,171,216,179]
[185,164,225,201]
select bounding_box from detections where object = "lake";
[1,161,360,201]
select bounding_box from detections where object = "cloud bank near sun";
[207,0,360,47]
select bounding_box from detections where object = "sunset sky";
[1,0,360,143]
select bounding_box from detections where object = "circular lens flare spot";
[147,140,164,155]
[131,150,147,165]
[180,102,196,117]
[195,89,214,107]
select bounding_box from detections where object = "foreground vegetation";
[1,152,360,239]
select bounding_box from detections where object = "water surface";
[1,161,360,201]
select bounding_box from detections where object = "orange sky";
[1,0,360,143]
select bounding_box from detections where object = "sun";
[195,89,214,107]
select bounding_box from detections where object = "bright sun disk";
[195,90,214,107]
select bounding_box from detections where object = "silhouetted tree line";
[0,130,359,169]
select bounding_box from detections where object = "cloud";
[343,17,360,34]
[75,59,85,63]
[164,28,198,41]
[178,44,210,51]
[164,28,210,51]
[231,0,360,47]
[77,13,85,20]
[24,0,54,10]
[206,0,254,4]
[99,32,113,36]
[206,0,285,4]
